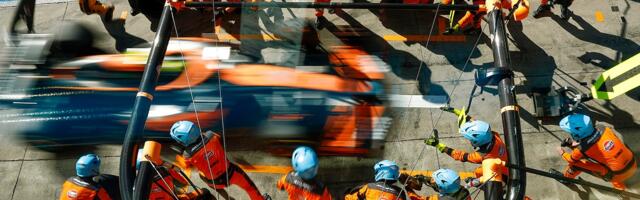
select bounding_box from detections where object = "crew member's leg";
[78,0,114,21]
[563,159,608,179]
[533,0,552,18]
[610,161,637,190]
[228,164,264,200]
[205,163,263,200]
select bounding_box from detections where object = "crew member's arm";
[344,184,367,200]
[164,162,189,187]
[562,148,584,163]
[442,148,484,164]
[178,188,212,200]
[175,155,191,169]
[321,187,333,200]
[425,136,483,164]
[96,188,113,200]
[426,194,439,200]
[276,174,287,191]
[95,174,121,200]
[406,189,427,200]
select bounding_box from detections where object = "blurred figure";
[533,0,573,20]
[135,150,214,200]
[78,0,114,22]
[549,113,637,190]
[9,0,35,33]
[59,154,120,200]
[484,0,529,20]
[345,160,416,200]
[170,121,269,200]
[314,0,334,29]
[442,0,485,35]
[425,120,508,178]
[277,146,332,200]
[444,0,528,34]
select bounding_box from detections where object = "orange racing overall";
[148,162,206,200]
[421,189,471,200]
[561,126,637,190]
[444,0,486,32]
[77,0,111,16]
[180,131,265,200]
[345,181,408,200]
[277,171,332,200]
[440,132,509,178]
[60,175,119,200]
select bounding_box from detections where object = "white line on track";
[388,94,447,108]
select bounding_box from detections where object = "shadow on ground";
[370,0,491,74]
[552,14,640,101]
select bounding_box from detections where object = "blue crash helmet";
[76,154,100,177]
[559,113,595,140]
[292,146,319,180]
[433,168,461,195]
[170,121,201,146]
[460,120,493,148]
[374,160,400,182]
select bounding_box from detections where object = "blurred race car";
[0,27,391,156]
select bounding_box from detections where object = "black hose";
[483,181,504,200]
[119,4,174,200]
[132,162,154,200]
[487,9,527,200]
[177,169,203,195]
[505,164,640,199]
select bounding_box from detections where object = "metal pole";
[119,3,174,200]
[184,2,478,10]
[487,10,526,200]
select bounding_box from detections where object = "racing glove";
[560,137,575,147]
[425,136,447,153]
[414,174,431,185]
[464,177,481,188]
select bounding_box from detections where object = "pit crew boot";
[102,5,114,22]
[560,5,571,20]
[533,4,552,18]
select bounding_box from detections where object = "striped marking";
[238,165,293,174]
[136,92,153,100]
[203,33,465,42]
[388,95,448,108]
[403,170,476,179]
[381,17,466,42]
[382,35,465,42]
[591,52,640,100]
[0,0,67,7]
[500,105,519,113]
[595,11,604,22]
[237,164,476,178]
